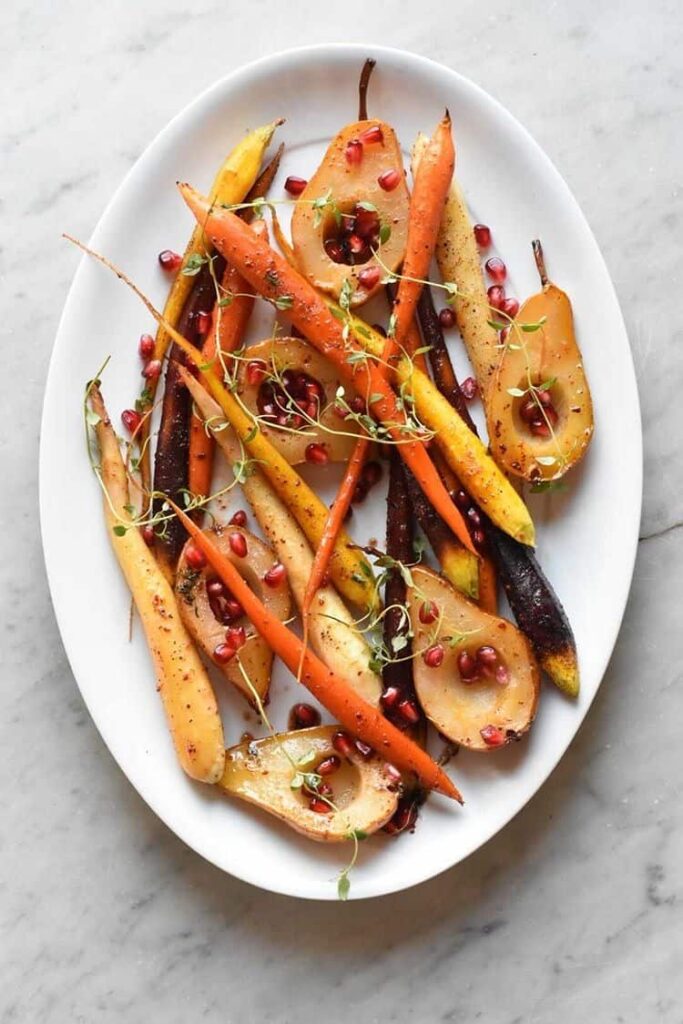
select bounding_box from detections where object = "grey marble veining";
[1,1,682,1021]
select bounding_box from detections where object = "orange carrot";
[178,184,476,555]
[478,555,498,614]
[188,220,267,500]
[393,113,455,349]
[169,500,461,801]
[302,436,370,623]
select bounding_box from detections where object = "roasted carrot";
[382,451,426,743]
[169,500,461,801]
[187,220,267,501]
[178,184,476,555]
[391,112,455,349]
[139,122,281,493]
[89,386,225,783]
[153,261,221,575]
[301,435,369,625]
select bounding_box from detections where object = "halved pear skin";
[218,726,400,842]
[407,567,540,751]
[236,337,360,464]
[488,245,594,482]
[176,526,291,708]
[291,119,409,306]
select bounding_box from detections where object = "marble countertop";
[2,1,681,1020]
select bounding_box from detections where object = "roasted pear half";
[218,726,399,841]
[407,567,540,751]
[176,526,291,707]
[291,119,409,306]
[236,337,360,465]
[488,240,594,483]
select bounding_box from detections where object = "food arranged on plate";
[74,59,593,897]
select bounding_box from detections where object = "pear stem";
[532,239,549,287]
[358,58,376,120]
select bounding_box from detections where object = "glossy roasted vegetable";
[291,119,409,305]
[218,726,399,841]
[487,240,594,482]
[235,337,359,465]
[182,369,382,706]
[176,527,291,708]
[408,567,540,751]
[88,385,225,783]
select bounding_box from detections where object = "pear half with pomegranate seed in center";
[291,119,409,306]
[218,726,400,841]
[407,567,540,751]
[236,337,361,465]
[176,526,291,708]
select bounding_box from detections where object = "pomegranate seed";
[480,724,506,747]
[349,396,366,414]
[383,763,403,786]
[324,239,346,263]
[361,460,382,487]
[473,224,492,248]
[121,408,142,434]
[305,443,329,465]
[158,249,182,272]
[359,124,383,145]
[485,256,507,283]
[185,544,206,570]
[520,397,537,423]
[354,207,380,239]
[228,531,247,558]
[291,703,321,729]
[397,699,420,725]
[196,310,211,336]
[501,297,519,319]
[334,402,349,419]
[536,389,553,408]
[316,781,333,797]
[214,642,236,664]
[355,739,373,759]
[457,650,478,680]
[381,686,401,709]
[318,755,341,776]
[206,578,225,598]
[454,490,471,512]
[473,529,486,550]
[358,265,381,290]
[263,562,286,587]
[476,646,498,678]
[142,359,162,380]
[225,625,246,649]
[378,169,401,191]
[284,175,308,196]
[246,360,268,386]
[530,420,551,437]
[348,233,365,255]
[419,600,439,625]
[424,644,445,668]
[141,524,155,546]
[467,508,482,529]
[224,598,243,621]
[340,213,356,234]
[487,285,506,311]
[460,377,478,401]
[228,510,247,527]
[309,797,332,814]
[439,307,456,328]
[345,139,363,165]
[495,664,510,686]
[138,333,155,360]
[332,731,355,758]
